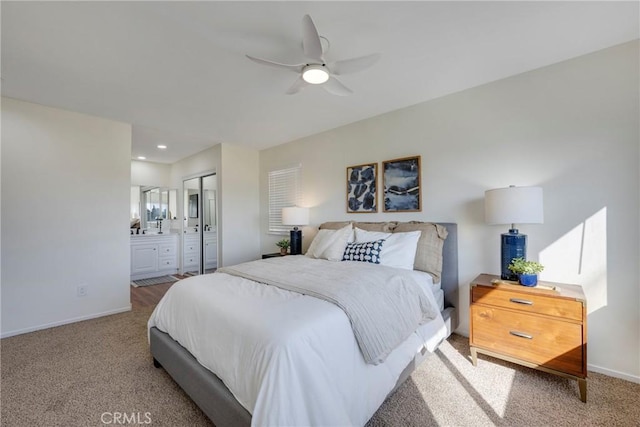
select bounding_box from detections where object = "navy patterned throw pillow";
[342,239,385,264]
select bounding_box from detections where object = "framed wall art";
[383,156,421,212]
[346,163,377,213]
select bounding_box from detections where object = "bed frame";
[150,223,458,427]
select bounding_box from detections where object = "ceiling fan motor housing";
[246,14,380,95]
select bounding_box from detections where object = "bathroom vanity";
[130,233,179,281]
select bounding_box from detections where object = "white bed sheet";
[413,272,444,311]
[431,280,442,294]
[148,263,447,426]
[433,288,444,312]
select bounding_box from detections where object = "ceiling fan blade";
[322,76,353,96]
[332,53,381,75]
[302,15,324,62]
[246,55,303,72]
[285,76,309,95]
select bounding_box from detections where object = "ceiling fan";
[246,15,380,96]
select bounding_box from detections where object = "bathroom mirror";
[131,186,177,230]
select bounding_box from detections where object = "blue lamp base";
[290,228,302,255]
[501,229,527,281]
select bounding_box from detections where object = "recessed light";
[137,156,146,160]
[157,145,167,149]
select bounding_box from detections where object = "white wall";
[169,144,221,226]
[131,160,171,187]
[1,97,132,337]
[259,41,639,380]
[168,143,260,267]
[219,143,261,266]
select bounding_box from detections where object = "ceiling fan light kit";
[247,14,380,96]
[302,65,329,84]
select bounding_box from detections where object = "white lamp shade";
[485,186,543,225]
[282,206,310,226]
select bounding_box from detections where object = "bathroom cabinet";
[183,231,217,274]
[183,233,200,274]
[131,234,179,281]
[204,231,218,271]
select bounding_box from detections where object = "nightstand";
[469,273,587,402]
[262,252,286,259]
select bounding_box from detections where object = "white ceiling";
[2,1,638,164]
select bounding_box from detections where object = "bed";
[148,221,458,426]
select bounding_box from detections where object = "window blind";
[268,166,301,234]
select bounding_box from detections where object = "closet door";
[183,177,201,275]
[182,173,217,275]
[202,174,218,273]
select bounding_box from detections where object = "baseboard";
[0,305,132,339]
[588,363,640,384]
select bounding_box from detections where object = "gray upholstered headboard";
[438,223,459,310]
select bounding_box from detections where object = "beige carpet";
[1,308,638,426]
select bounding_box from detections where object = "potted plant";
[508,257,545,286]
[275,239,290,256]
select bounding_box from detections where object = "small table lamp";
[282,207,310,255]
[485,186,543,280]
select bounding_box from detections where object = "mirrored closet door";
[202,174,217,274]
[182,173,217,276]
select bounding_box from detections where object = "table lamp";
[282,206,310,255]
[485,186,543,280]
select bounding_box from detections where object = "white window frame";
[268,165,301,234]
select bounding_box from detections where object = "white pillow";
[354,227,422,270]
[354,228,391,242]
[306,224,354,261]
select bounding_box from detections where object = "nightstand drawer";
[472,286,582,321]
[471,305,584,376]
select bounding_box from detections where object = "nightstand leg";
[470,347,478,366]
[578,379,587,403]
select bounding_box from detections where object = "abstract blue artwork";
[346,163,377,213]
[383,156,421,212]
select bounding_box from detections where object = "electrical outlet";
[77,284,88,297]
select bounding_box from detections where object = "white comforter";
[148,258,447,426]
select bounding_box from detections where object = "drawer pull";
[509,330,533,340]
[509,298,533,306]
